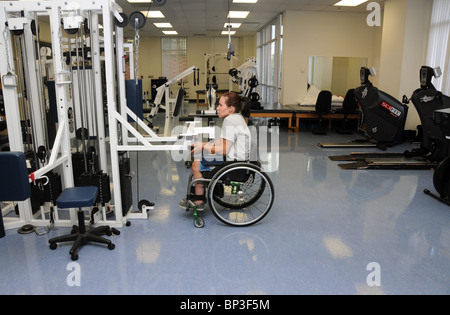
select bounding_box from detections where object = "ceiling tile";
[114,0,384,37]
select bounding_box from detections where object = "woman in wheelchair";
[179,92,252,211]
[179,92,274,227]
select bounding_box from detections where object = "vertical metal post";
[103,3,124,225]
[90,13,108,173]
[0,7,32,227]
[115,26,128,146]
[22,16,46,159]
[49,5,76,224]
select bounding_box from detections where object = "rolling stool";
[49,186,116,261]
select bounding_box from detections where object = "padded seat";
[0,152,31,202]
[56,186,98,208]
[0,152,31,239]
[335,89,359,134]
[312,90,332,135]
[49,185,116,261]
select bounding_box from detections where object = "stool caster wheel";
[49,242,57,250]
[71,253,78,261]
[108,243,115,250]
[194,217,205,228]
[111,227,120,235]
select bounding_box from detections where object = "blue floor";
[1,116,450,295]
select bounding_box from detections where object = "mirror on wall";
[308,56,368,96]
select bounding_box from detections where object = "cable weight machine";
[0,0,211,233]
[0,9,62,232]
[0,0,128,231]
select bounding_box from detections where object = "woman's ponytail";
[240,96,251,118]
[222,92,252,118]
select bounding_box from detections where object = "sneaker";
[193,202,205,212]
[178,199,190,210]
[178,199,205,211]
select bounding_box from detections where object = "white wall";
[282,10,379,105]
[378,0,432,130]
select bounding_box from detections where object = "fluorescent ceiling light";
[334,0,368,6]
[154,23,173,28]
[141,11,165,18]
[222,30,236,35]
[224,23,241,28]
[233,0,258,3]
[127,0,152,3]
[163,30,178,35]
[227,11,250,18]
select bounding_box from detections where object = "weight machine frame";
[0,0,207,231]
[204,53,237,95]
[147,65,200,137]
[229,56,258,97]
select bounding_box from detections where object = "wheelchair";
[184,160,275,228]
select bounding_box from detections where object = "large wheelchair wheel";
[207,162,274,226]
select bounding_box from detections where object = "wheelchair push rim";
[207,163,274,227]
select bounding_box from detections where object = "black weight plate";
[250,92,260,101]
[248,77,259,88]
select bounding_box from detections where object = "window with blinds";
[427,0,450,94]
[161,37,187,80]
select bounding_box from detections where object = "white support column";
[0,9,32,228]
[115,26,129,146]
[21,16,46,159]
[49,5,76,225]
[103,3,125,225]
[90,13,108,173]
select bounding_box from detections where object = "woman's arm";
[195,138,231,156]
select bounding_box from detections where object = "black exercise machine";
[421,67,450,205]
[319,67,408,150]
[329,66,448,170]
[407,66,450,162]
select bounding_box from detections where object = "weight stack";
[119,154,132,217]
[43,171,62,203]
[78,171,111,204]
[72,152,99,186]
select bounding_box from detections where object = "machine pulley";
[114,12,129,28]
[129,11,146,30]
[153,0,167,6]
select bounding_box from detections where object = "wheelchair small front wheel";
[208,163,274,227]
[194,217,205,228]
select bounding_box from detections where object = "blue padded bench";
[0,152,31,238]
